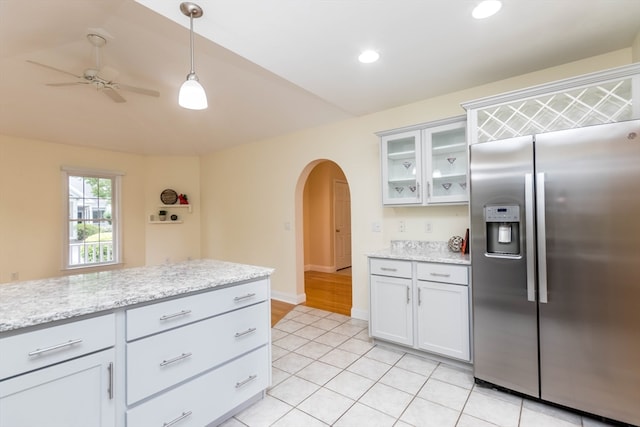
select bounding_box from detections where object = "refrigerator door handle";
[536,172,549,303]
[525,173,536,302]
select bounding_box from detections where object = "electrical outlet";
[399,220,406,232]
[372,221,381,232]
[425,221,433,233]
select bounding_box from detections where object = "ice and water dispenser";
[484,205,521,256]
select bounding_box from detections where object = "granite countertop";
[0,259,274,333]
[368,240,471,265]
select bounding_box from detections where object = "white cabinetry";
[378,115,467,206]
[0,314,116,427]
[369,257,471,362]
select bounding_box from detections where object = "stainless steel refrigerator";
[470,119,640,425]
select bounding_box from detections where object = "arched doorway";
[300,160,352,316]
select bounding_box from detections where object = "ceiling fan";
[27,33,160,103]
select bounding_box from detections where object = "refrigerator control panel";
[484,205,520,222]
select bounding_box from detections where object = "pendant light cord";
[189,13,195,74]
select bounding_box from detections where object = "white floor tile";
[294,341,333,359]
[338,337,375,355]
[314,331,350,347]
[431,364,474,390]
[269,367,291,388]
[271,328,289,341]
[295,361,342,386]
[395,353,439,377]
[293,313,323,325]
[353,329,372,341]
[292,305,314,313]
[359,382,413,418]
[582,416,617,426]
[297,387,355,425]
[234,395,293,427]
[273,319,305,333]
[325,312,350,322]
[462,390,521,427]
[319,348,361,369]
[520,407,581,427]
[334,402,397,427]
[270,408,328,427]
[379,366,428,395]
[400,396,460,427]
[346,318,369,328]
[364,345,405,365]
[293,325,327,340]
[271,344,289,361]
[325,370,375,400]
[456,413,500,427]
[306,308,333,318]
[268,375,320,406]
[332,323,366,337]
[474,385,523,407]
[273,334,309,351]
[521,399,580,425]
[418,378,471,412]
[271,352,314,374]
[312,317,342,331]
[346,356,392,381]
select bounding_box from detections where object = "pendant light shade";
[178,2,207,110]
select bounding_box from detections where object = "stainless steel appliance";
[470,119,640,425]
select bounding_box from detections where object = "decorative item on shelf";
[409,185,417,193]
[170,214,178,221]
[442,182,452,190]
[448,235,464,252]
[461,228,470,254]
[158,210,167,221]
[160,189,178,204]
[394,186,404,194]
[178,193,189,204]
[402,161,412,170]
[459,182,467,190]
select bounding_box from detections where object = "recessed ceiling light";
[358,50,380,64]
[472,0,502,19]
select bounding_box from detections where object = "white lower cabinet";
[369,257,471,362]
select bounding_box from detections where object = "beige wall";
[633,30,640,62]
[303,161,347,271]
[0,136,200,282]
[200,49,632,318]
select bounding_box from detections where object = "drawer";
[0,314,115,381]
[126,278,268,341]
[369,258,412,279]
[416,262,468,285]
[126,345,269,427]
[127,301,269,405]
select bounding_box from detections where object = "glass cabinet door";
[381,130,422,205]
[425,121,468,204]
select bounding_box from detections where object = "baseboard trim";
[271,290,306,305]
[350,307,369,321]
[305,264,336,273]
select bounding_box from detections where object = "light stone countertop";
[0,259,274,333]
[368,240,471,265]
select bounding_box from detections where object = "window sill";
[63,262,125,275]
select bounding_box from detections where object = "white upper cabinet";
[378,116,468,206]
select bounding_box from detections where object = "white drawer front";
[127,301,268,405]
[416,262,468,285]
[0,314,115,380]
[126,278,268,341]
[369,258,412,279]
[126,345,269,427]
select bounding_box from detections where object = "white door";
[416,281,470,361]
[334,180,351,270]
[370,275,413,346]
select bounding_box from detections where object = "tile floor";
[221,305,616,427]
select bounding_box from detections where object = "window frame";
[61,166,124,271]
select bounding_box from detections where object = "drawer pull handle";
[107,362,114,400]
[160,352,193,367]
[235,327,257,338]
[28,338,83,357]
[234,293,256,302]
[159,309,192,321]
[162,410,192,427]
[430,272,451,278]
[380,267,398,272]
[235,374,258,388]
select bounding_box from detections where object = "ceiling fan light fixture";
[178,2,207,110]
[472,0,502,19]
[179,72,208,110]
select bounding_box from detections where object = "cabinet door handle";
[406,286,410,304]
[235,374,258,388]
[162,410,192,427]
[235,327,257,338]
[430,272,451,278]
[107,362,114,400]
[159,309,192,321]
[160,352,192,367]
[380,267,398,272]
[418,288,422,306]
[234,293,256,302]
[28,338,82,357]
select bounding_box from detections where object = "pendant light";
[178,2,207,110]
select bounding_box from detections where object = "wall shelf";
[148,220,183,224]
[158,204,192,213]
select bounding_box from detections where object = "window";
[62,167,123,270]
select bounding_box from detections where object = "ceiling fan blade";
[26,60,83,79]
[117,83,160,98]
[102,87,126,103]
[46,82,90,87]
[97,65,119,83]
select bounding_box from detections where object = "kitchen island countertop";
[0,259,274,333]
[368,240,470,265]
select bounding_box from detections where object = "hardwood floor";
[270,269,353,326]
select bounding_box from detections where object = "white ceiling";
[1,0,639,155]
